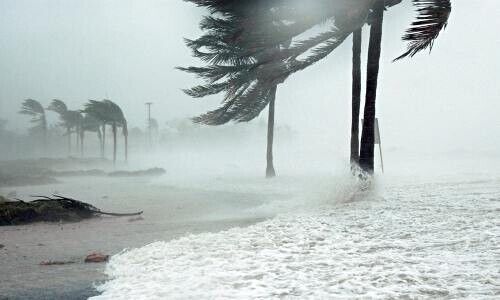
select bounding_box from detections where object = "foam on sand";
[91,177,500,299]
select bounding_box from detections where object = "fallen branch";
[0,194,143,226]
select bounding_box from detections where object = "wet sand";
[0,177,271,299]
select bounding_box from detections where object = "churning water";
[91,174,500,299]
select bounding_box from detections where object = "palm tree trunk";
[359,0,384,174]
[80,130,85,157]
[351,28,362,167]
[266,86,277,178]
[124,134,128,163]
[97,129,103,157]
[75,126,80,153]
[101,124,106,158]
[67,127,71,156]
[112,123,117,166]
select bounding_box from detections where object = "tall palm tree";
[181,1,291,178]
[359,1,385,173]
[359,0,452,173]
[184,0,452,175]
[19,99,48,151]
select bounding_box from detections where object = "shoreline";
[0,177,274,299]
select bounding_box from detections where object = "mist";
[1,1,499,159]
[1,1,499,299]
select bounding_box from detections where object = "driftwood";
[0,194,143,226]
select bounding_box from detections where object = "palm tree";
[359,0,452,173]
[359,1,385,173]
[85,100,128,164]
[181,1,292,178]
[184,0,452,175]
[19,99,48,151]
[47,100,83,156]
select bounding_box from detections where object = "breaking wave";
[91,177,500,299]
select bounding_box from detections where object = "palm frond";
[395,0,451,61]
[19,99,45,116]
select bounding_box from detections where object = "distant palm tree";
[19,99,48,151]
[102,100,128,164]
[47,99,83,156]
[83,100,109,158]
[84,100,128,164]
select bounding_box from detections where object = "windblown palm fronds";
[395,0,451,60]
[84,100,128,163]
[48,99,82,134]
[19,99,47,134]
[181,0,369,125]
[183,0,452,125]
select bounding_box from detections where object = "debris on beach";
[45,167,165,178]
[0,195,143,226]
[108,167,166,177]
[128,216,144,222]
[40,260,75,266]
[85,252,109,263]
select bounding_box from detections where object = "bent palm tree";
[83,100,109,158]
[184,0,452,175]
[181,1,293,178]
[47,100,83,156]
[19,99,48,151]
[92,99,128,164]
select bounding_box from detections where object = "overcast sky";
[1,0,499,156]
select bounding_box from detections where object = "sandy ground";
[0,176,272,300]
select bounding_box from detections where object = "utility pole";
[145,102,153,149]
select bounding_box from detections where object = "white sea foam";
[91,177,500,299]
